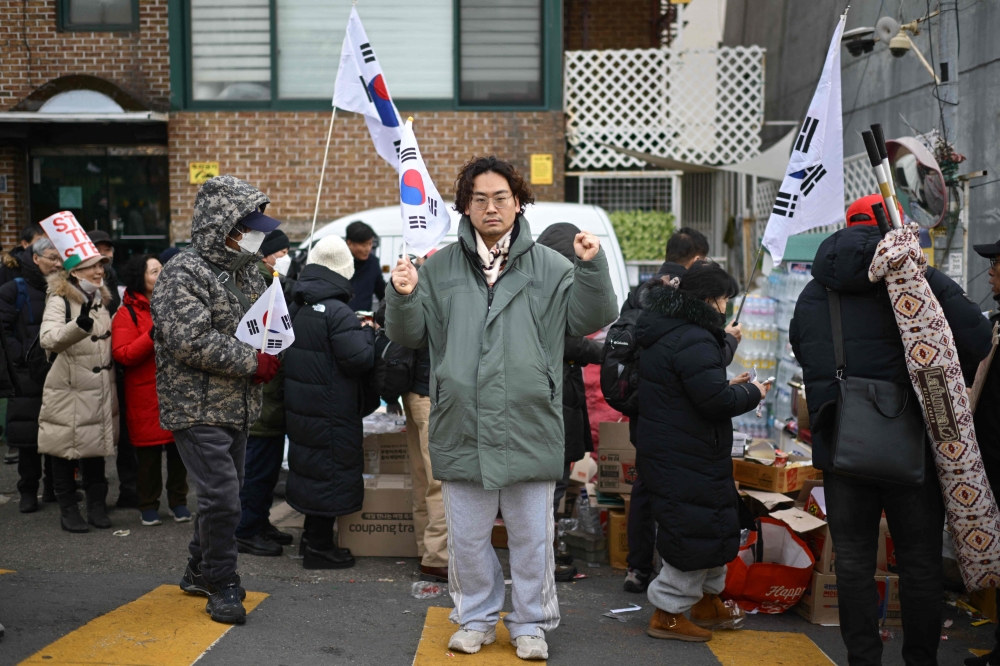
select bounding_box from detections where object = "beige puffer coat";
[38,271,119,459]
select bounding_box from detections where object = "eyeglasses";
[38,253,61,262]
[471,195,513,211]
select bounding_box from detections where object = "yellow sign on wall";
[189,162,219,185]
[530,154,553,185]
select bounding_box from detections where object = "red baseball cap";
[846,194,904,227]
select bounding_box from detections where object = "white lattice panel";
[565,46,765,170]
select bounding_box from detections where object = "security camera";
[889,33,912,57]
[842,27,876,57]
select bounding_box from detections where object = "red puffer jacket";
[112,290,173,447]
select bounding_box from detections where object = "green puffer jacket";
[249,261,286,437]
[385,216,618,489]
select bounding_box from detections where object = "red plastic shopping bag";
[721,517,816,613]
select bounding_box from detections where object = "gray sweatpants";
[442,480,560,640]
[172,425,247,584]
[647,560,727,614]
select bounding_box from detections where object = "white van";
[296,202,631,308]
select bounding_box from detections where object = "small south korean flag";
[236,281,295,355]
[398,117,451,256]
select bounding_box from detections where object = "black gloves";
[76,301,94,333]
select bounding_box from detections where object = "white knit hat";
[308,235,355,280]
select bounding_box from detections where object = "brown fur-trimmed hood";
[46,270,113,308]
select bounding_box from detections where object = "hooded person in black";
[284,235,376,570]
[791,203,991,666]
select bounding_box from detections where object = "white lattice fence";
[565,46,765,170]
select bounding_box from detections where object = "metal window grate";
[576,171,680,217]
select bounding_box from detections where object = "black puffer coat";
[0,256,48,447]
[284,264,375,518]
[790,226,991,472]
[636,283,761,571]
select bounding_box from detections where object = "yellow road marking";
[19,584,268,665]
[970,648,991,657]
[708,629,834,665]
[0,569,15,575]
[413,606,544,665]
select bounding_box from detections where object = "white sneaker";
[512,635,548,660]
[448,627,496,654]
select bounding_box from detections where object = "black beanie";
[260,230,290,257]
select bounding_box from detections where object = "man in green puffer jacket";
[385,157,617,661]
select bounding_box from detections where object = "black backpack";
[373,328,415,402]
[600,307,642,417]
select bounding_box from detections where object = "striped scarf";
[475,228,513,286]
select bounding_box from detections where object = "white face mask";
[273,254,292,276]
[236,229,265,255]
[78,278,102,295]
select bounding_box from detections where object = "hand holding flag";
[236,276,295,355]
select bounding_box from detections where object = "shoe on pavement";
[181,559,246,600]
[299,534,352,558]
[237,533,283,557]
[19,493,39,513]
[555,563,578,582]
[205,575,246,625]
[262,522,292,545]
[965,648,1000,666]
[420,564,448,582]
[511,635,548,660]
[690,594,745,630]
[448,627,496,654]
[58,493,89,533]
[302,542,355,569]
[624,568,652,593]
[4,448,18,465]
[170,506,192,523]
[141,509,163,526]
[647,608,712,642]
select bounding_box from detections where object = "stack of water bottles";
[730,295,778,439]
[764,265,811,424]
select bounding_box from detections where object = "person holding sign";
[151,175,282,625]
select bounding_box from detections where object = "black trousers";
[304,514,336,550]
[825,470,944,666]
[135,444,188,512]
[236,435,284,539]
[51,456,106,497]
[626,471,656,572]
[17,449,53,497]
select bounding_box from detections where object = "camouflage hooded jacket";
[151,175,268,432]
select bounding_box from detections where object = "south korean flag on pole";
[762,12,847,265]
[236,280,295,355]
[333,7,403,171]
[399,118,450,256]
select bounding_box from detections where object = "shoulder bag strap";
[827,289,846,379]
[185,249,252,313]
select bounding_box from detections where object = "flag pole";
[307,106,338,263]
[259,272,280,352]
[733,243,765,326]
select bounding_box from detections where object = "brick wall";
[168,110,566,241]
[564,0,659,51]
[0,0,170,111]
[0,147,26,249]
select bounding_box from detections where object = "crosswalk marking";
[413,607,542,665]
[0,569,15,575]
[18,584,268,666]
[707,629,835,665]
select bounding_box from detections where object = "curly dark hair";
[121,253,157,297]
[454,156,535,215]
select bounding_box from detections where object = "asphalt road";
[0,446,995,666]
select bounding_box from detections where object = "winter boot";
[85,483,112,529]
[42,479,56,503]
[19,493,39,513]
[302,541,355,570]
[58,493,89,533]
[205,574,246,624]
[646,608,712,642]
[690,594,745,630]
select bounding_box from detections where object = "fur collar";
[641,283,726,336]
[46,270,112,307]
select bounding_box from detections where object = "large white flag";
[236,281,295,355]
[762,13,847,265]
[399,118,450,256]
[333,7,403,171]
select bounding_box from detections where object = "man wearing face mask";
[152,175,282,625]
[234,228,294,558]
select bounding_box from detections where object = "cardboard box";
[569,454,597,485]
[732,459,821,493]
[608,509,629,569]
[971,587,999,623]
[337,474,417,557]
[362,433,410,475]
[597,422,636,494]
[796,570,900,626]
